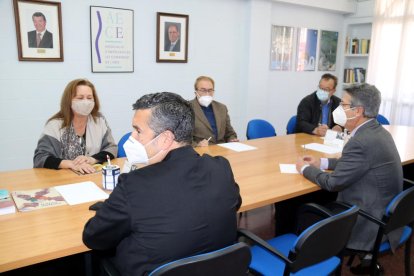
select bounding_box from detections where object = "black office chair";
[239,204,359,276]
[101,242,251,276]
[340,184,414,276]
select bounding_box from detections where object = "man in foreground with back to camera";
[296,84,403,274]
[82,92,241,276]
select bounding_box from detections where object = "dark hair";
[32,12,46,22]
[320,73,338,88]
[48,79,101,128]
[132,92,194,144]
[345,83,381,118]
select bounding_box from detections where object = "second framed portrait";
[156,12,189,63]
[13,0,63,61]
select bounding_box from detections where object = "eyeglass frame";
[195,89,215,96]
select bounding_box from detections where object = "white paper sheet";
[302,143,342,154]
[217,142,257,152]
[279,164,299,174]
[55,181,109,205]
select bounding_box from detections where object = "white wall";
[245,1,346,136]
[0,0,366,171]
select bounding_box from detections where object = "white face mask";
[333,105,357,127]
[197,94,213,107]
[123,134,162,165]
[72,99,94,116]
[316,88,330,102]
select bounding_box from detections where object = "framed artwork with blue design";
[90,6,134,72]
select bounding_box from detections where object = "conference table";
[0,125,413,272]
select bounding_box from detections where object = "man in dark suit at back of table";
[164,23,180,52]
[83,92,241,276]
[296,83,403,271]
[296,73,342,136]
[28,12,53,48]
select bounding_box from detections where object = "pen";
[206,136,212,142]
[107,155,111,167]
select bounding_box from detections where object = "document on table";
[302,143,342,154]
[279,164,299,174]
[55,181,109,205]
[217,142,257,152]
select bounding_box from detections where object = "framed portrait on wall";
[90,6,134,73]
[13,0,63,62]
[296,28,318,71]
[318,30,338,71]
[156,12,189,63]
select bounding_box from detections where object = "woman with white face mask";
[34,79,117,174]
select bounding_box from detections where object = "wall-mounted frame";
[90,6,134,73]
[13,0,63,62]
[270,25,294,71]
[318,30,338,71]
[296,28,318,71]
[156,12,189,63]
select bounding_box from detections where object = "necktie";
[36,33,41,47]
[169,43,175,51]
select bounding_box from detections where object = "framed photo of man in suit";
[13,0,63,61]
[156,12,189,63]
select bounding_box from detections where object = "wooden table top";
[0,126,412,272]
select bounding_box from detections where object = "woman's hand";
[73,155,96,165]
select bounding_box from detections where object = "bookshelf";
[341,20,372,87]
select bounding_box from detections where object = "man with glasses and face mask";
[296,73,343,136]
[190,76,238,147]
[83,92,241,276]
[296,84,403,271]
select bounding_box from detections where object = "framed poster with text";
[90,6,134,72]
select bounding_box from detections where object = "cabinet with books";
[342,21,372,87]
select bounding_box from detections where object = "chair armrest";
[404,178,414,188]
[238,229,292,264]
[101,258,122,276]
[329,201,386,227]
[298,203,334,219]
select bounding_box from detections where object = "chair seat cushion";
[379,226,412,253]
[250,234,340,276]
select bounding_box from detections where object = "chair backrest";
[286,115,297,134]
[149,242,251,276]
[384,186,414,234]
[117,132,131,158]
[288,205,359,273]
[246,119,276,140]
[377,114,390,125]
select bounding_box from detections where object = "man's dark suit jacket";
[296,91,341,134]
[83,146,241,276]
[303,119,403,251]
[28,30,53,48]
[190,98,237,145]
[164,39,180,52]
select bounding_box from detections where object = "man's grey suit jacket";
[303,119,403,251]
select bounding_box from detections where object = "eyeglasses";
[340,102,353,108]
[318,86,334,93]
[196,89,215,95]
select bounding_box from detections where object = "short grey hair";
[345,83,381,118]
[132,92,194,144]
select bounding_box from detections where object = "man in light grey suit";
[296,84,403,254]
